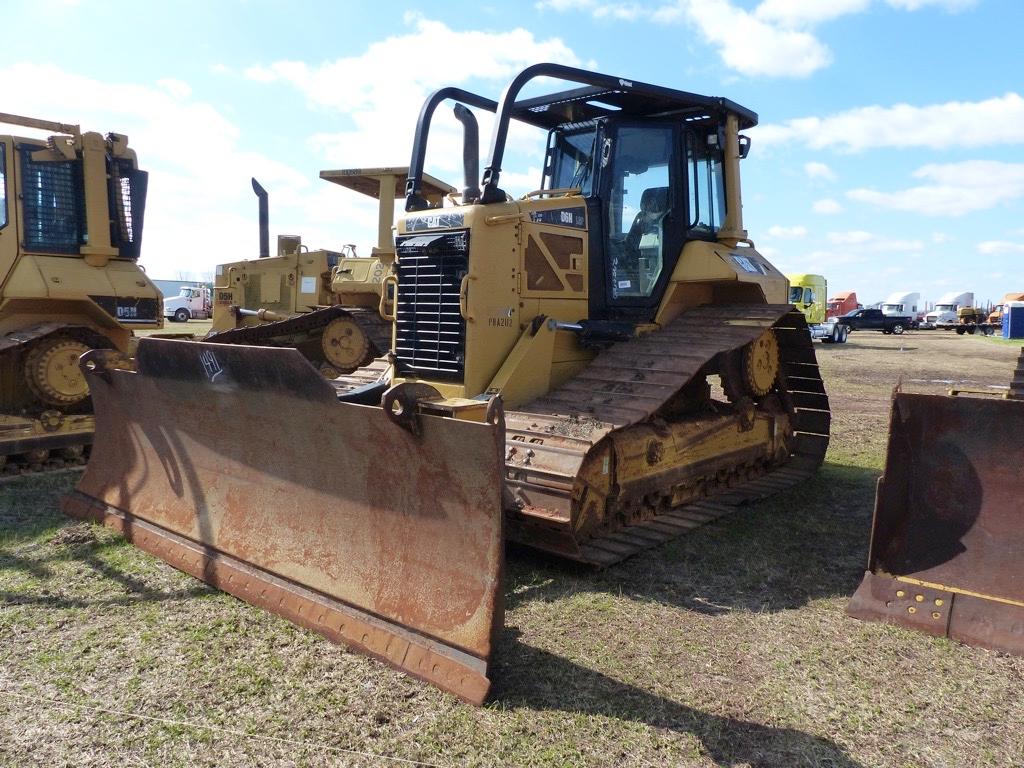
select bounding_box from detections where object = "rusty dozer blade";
[63,338,505,704]
[847,384,1024,655]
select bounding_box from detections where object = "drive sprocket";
[321,315,371,372]
[722,329,780,402]
[743,329,781,397]
[25,337,92,407]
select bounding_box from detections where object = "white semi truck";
[881,291,920,317]
[923,291,974,329]
[164,285,212,322]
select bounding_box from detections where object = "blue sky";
[4,0,1022,307]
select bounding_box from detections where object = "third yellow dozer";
[65,65,830,703]
[206,168,453,377]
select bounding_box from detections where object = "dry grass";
[1,332,1022,767]
[135,317,214,338]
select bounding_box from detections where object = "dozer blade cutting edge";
[848,354,1024,655]
[63,338,505,704]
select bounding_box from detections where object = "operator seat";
[620,186,669,296]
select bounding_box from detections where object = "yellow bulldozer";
[0,112,160,473]
[205,168,453,376]
[65,65,831,703]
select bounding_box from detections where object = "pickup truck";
[835,308,915,335]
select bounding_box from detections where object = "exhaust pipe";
[453,104,481,204]
[251,177,269,258]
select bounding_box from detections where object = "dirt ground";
[1,330,1021,767]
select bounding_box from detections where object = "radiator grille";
[395,231,468,379]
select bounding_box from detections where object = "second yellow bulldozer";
[0,112,160,473]
[205,168,454,376]
[65,65,831,703]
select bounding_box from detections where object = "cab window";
[545,125,597,196]
[686,130,725,233]
[604,124,674,299]
[0,143,7,229]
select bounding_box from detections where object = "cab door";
[592,121,685,322]
[0,141,15,287]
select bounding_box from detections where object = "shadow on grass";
[495,628,864,767]
[1,474,213,609]
[0,473,79,546]
[0,542,213,610]
[0,533,213,609]
[506,462,879,616]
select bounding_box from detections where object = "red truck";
[827,291,859,319]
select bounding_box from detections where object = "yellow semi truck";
[787,273,848,343]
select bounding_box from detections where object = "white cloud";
[848,161,1024,216]
[537,0,654,12]
[156,79,191,99]
[875,239,925,253]
[766,225,808,238]
[0,62,311,279]
[886,0,976,10]
[756,0,870,26]
[804,161,836,181]
[538,0,980,79]
[25,15,581,279]
[538,0,835,77]
[827,228,925,252]
[660,0,832,77]
[977,240,1024,255]
[813,198,843,214]
[828,230,873,245]
[931,232,952,244]
[246,16,580,113]
[757,92,1024,151]
[248,15,578,186]
[535,0,594,9]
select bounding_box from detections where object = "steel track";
[503,304,829,565]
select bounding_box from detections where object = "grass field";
[2,331,1022,767]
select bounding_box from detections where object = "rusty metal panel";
[65,338,505,703]
[848,391,1024,655]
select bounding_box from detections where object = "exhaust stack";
[453,104,481,204]
[251,177,270,258]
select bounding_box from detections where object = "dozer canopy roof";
[406,62,757,210]
[498,70,757,132]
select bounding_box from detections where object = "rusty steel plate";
[848,391,1024,655]
[64,338,505,703]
